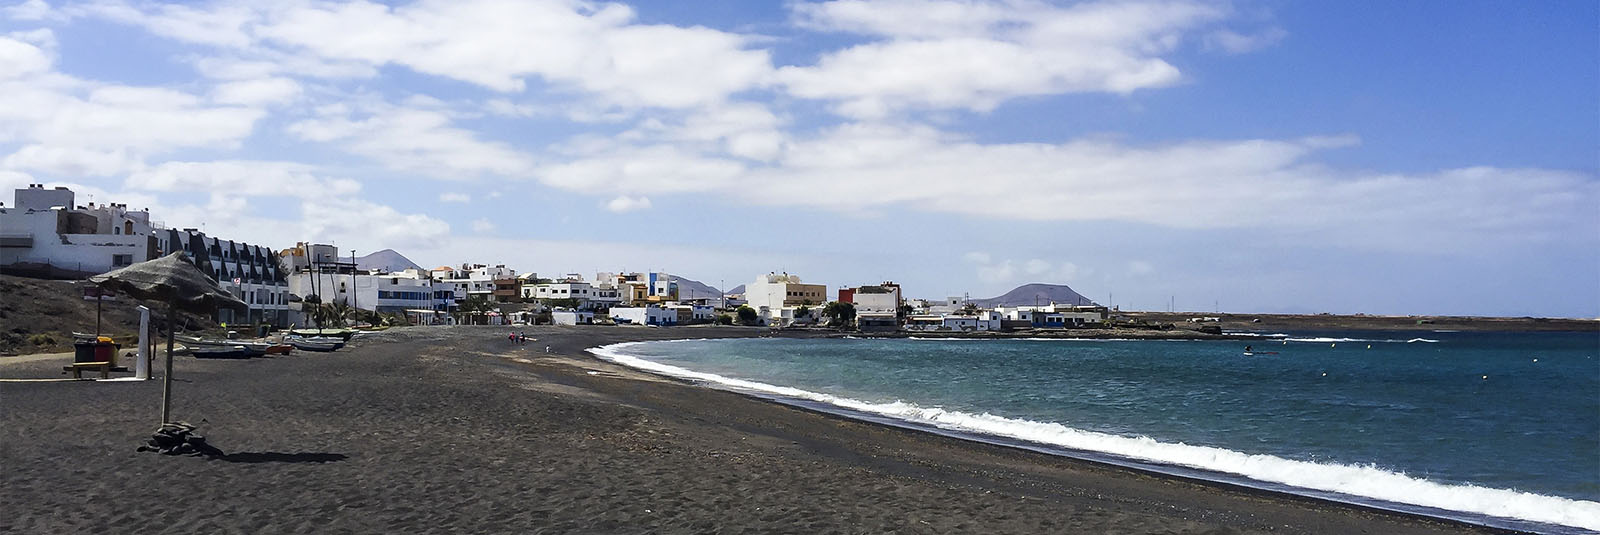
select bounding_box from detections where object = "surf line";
[588,339,1600,533]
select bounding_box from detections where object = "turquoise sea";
[592,330,1600,533]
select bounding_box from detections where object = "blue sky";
[1,0,1595,317]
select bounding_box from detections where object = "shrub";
[26,333,58,346]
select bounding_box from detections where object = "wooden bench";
[62,362,129,379]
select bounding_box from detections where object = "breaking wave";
[591,341,1600,532]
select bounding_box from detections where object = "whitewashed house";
[610,305,676,326]
[0,184,160,277]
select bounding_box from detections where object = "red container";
[93,342,118,363]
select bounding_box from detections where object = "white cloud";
[0,33,53,79]
[439,192,470,203]
[0,81,263,151]
[100,0,775,110]
[605,195,652,213]
[0,35,266,179]
[287,100,536,179]
[538,144,745,194]
[780,0,1231,117]
[300,197,451,249]
[77,1,260,48]
[966,253,1083,285]
[1206,28,1287,54]
[3,145,139,176]
[210,77,301,106]
[469,218,495,233]
[3,0,60,22]
[125,160,361,199]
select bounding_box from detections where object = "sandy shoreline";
[1,325,1506,533]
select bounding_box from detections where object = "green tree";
[457,296,495,325]
[822,301,856,328]
[543,298,582,310]
[735,305,759,326]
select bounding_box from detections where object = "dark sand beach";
[2,325,1501,533]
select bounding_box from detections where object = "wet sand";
[1,325,1501,533]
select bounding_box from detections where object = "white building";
[435,263,514,303]
[610,305,676,326]
[744,272,827,325]
[0,184,160,277]
[995,304,1105,328]
[668,303,716,323]
[849,283,902,314]
[552,309,595,325]
[162,229,290,326]
[905,310,1003,332]
[596,271,680,304]
[283,244,453,324]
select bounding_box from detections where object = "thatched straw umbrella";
[90,252,248,424]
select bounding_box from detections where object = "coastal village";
[0,183,1119,336]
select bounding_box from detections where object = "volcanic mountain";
[971,283,1097,308]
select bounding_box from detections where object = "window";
[112,254,133,267]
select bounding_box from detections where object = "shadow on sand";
[218,452,348,464]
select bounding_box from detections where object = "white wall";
[610,306,675,326]
[0,208,152,275]
[853,289,900,313]
[552,310,594,325]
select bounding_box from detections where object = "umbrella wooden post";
[161,298,175,425]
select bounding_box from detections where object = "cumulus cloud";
[85,0,774,110]
[605,195,652,212]
[210,77,302,106]
[287,100,536,179]
[125,160,361,198]
[300,197,452,249]
[3,145,139,177]
[780,0,1232,117]
[439,192,470,203]
[469,218,495,233]
[966,252,1083,284]
[538,144,745,194]
[1206,28,1287,54]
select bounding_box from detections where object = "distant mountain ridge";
[667,275,722,300]
[971,283,1096,308]
[357,249,423,273]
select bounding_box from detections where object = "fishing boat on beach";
[190,345,254,359]
[284,335,343,352]
[288,328,358,341]
[177,335,271,356]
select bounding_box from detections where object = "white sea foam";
[590,341,1600,532]
[1286,337,1373,343]
[1285,336,1442,344]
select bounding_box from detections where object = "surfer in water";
[1244,345,1253,353]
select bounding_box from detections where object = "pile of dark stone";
[137,422,225,457]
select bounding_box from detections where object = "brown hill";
[0,274,219,355]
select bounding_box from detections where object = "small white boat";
[284,335,343,352]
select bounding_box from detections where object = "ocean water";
[591,331,1600,533]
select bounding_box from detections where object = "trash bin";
[93,338,118,363]
[74,341,98,363]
